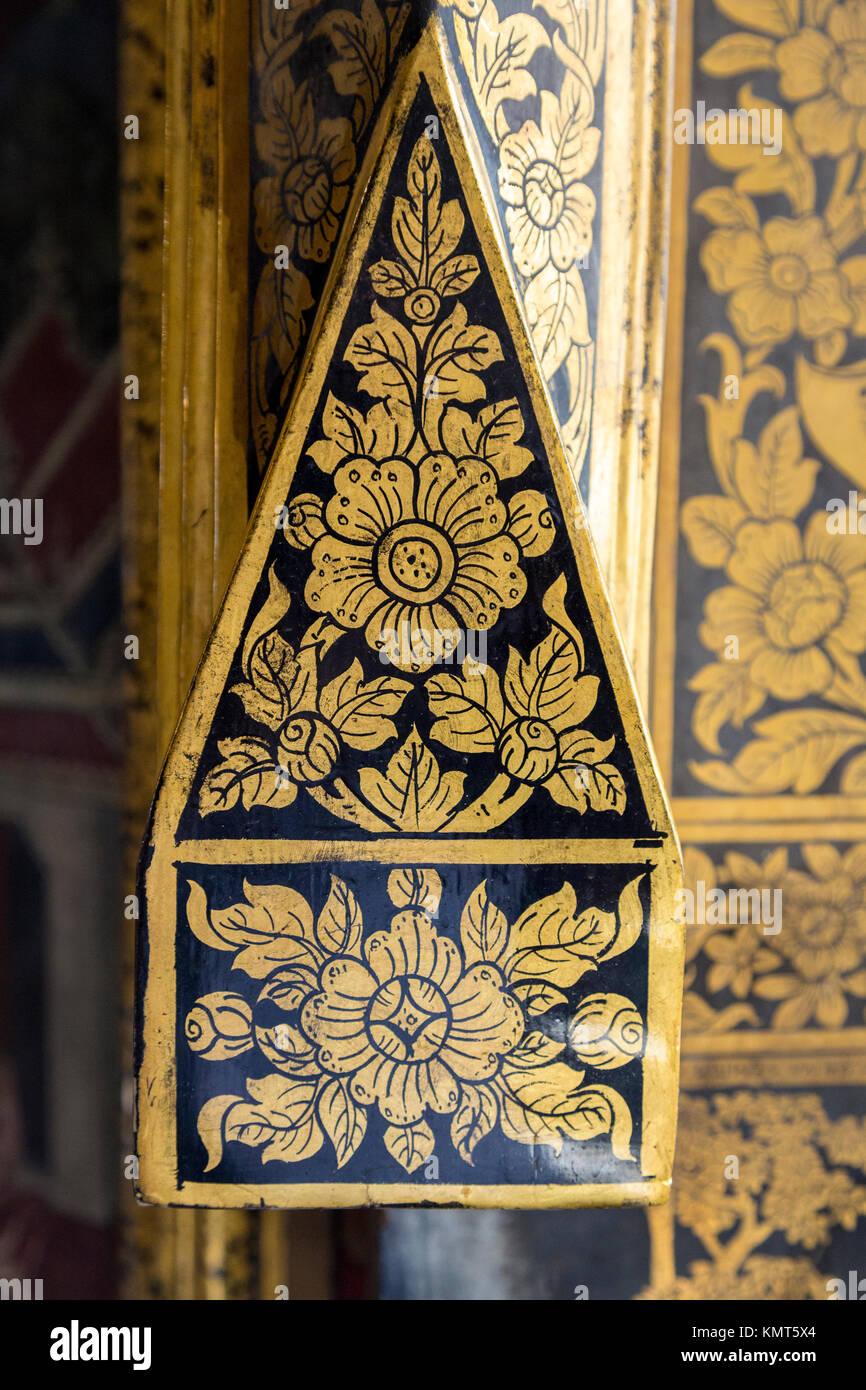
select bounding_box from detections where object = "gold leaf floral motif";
[682,0,866,794]
[426,574,626,815]
[201,112,632,838]
[357,726,467,831]
[639,1091,866,1300]
[440,0,605,478]
[681,843,866,1034]
[251,0,410,468]
[303,452,527,673]
[187,871,643,1174]
[283,133,556,684]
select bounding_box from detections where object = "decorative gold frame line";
[173,838,667,864]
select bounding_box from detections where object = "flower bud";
[497,718,558,783]
[185,992,253,1059]
[404,288,441,324]
[282,493,325,550]
[568,993,644,1069]
[277,715,340,784]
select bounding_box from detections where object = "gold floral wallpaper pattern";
[648,0,866,1303]
[675,0,866,796]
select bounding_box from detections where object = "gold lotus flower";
[300,908,524,1126]
[498,105,598,278]
[778,1,866,159]
[254,89,356,265]
[305,454,530,671]
[699,514,866,700]
[700,216,853,351]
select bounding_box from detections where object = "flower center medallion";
[376,521,457,603]
[768,253,810,296]
[524,160,566,229]
[366,976,450,1063]
[765,562,845,649]
[797,905,846,949]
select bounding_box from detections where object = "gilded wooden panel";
[135,17,683,1210]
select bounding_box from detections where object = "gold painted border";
[144,1177,671,1211]
[589,0,676,698]
[651,0,691,782]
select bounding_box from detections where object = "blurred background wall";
[0,0,120,1300]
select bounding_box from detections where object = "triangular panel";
[137,18,684,1209]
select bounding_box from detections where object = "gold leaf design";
[438,396,534,479]
[427,658,505,753]
[692,709,866,795]
[459,879,513,968]
[307,392,414,473]
[318,1078,367,1168]
[318,659,412,751]
[383,1120,435,1174]
[510,882,615,985]
[450,1083,499,1164]
[199,738,297,814]
[680,0,866,792]
[512,980,570,1015]
[251,1,410,468]
[315,875,363,957]
[386,867,443,913]
[345,303,418,404]
[358,726,466,831]
[452,4,551,139]
[322,0,392,130]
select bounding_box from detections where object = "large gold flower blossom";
[777,1,866,159]
[300,907,524,1126]
[254,87,356,265]
[305,454,540,671]
[699,514,866,700]
[700,216,853,351]
[188,871,643,1174]
[498,104,598,278]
